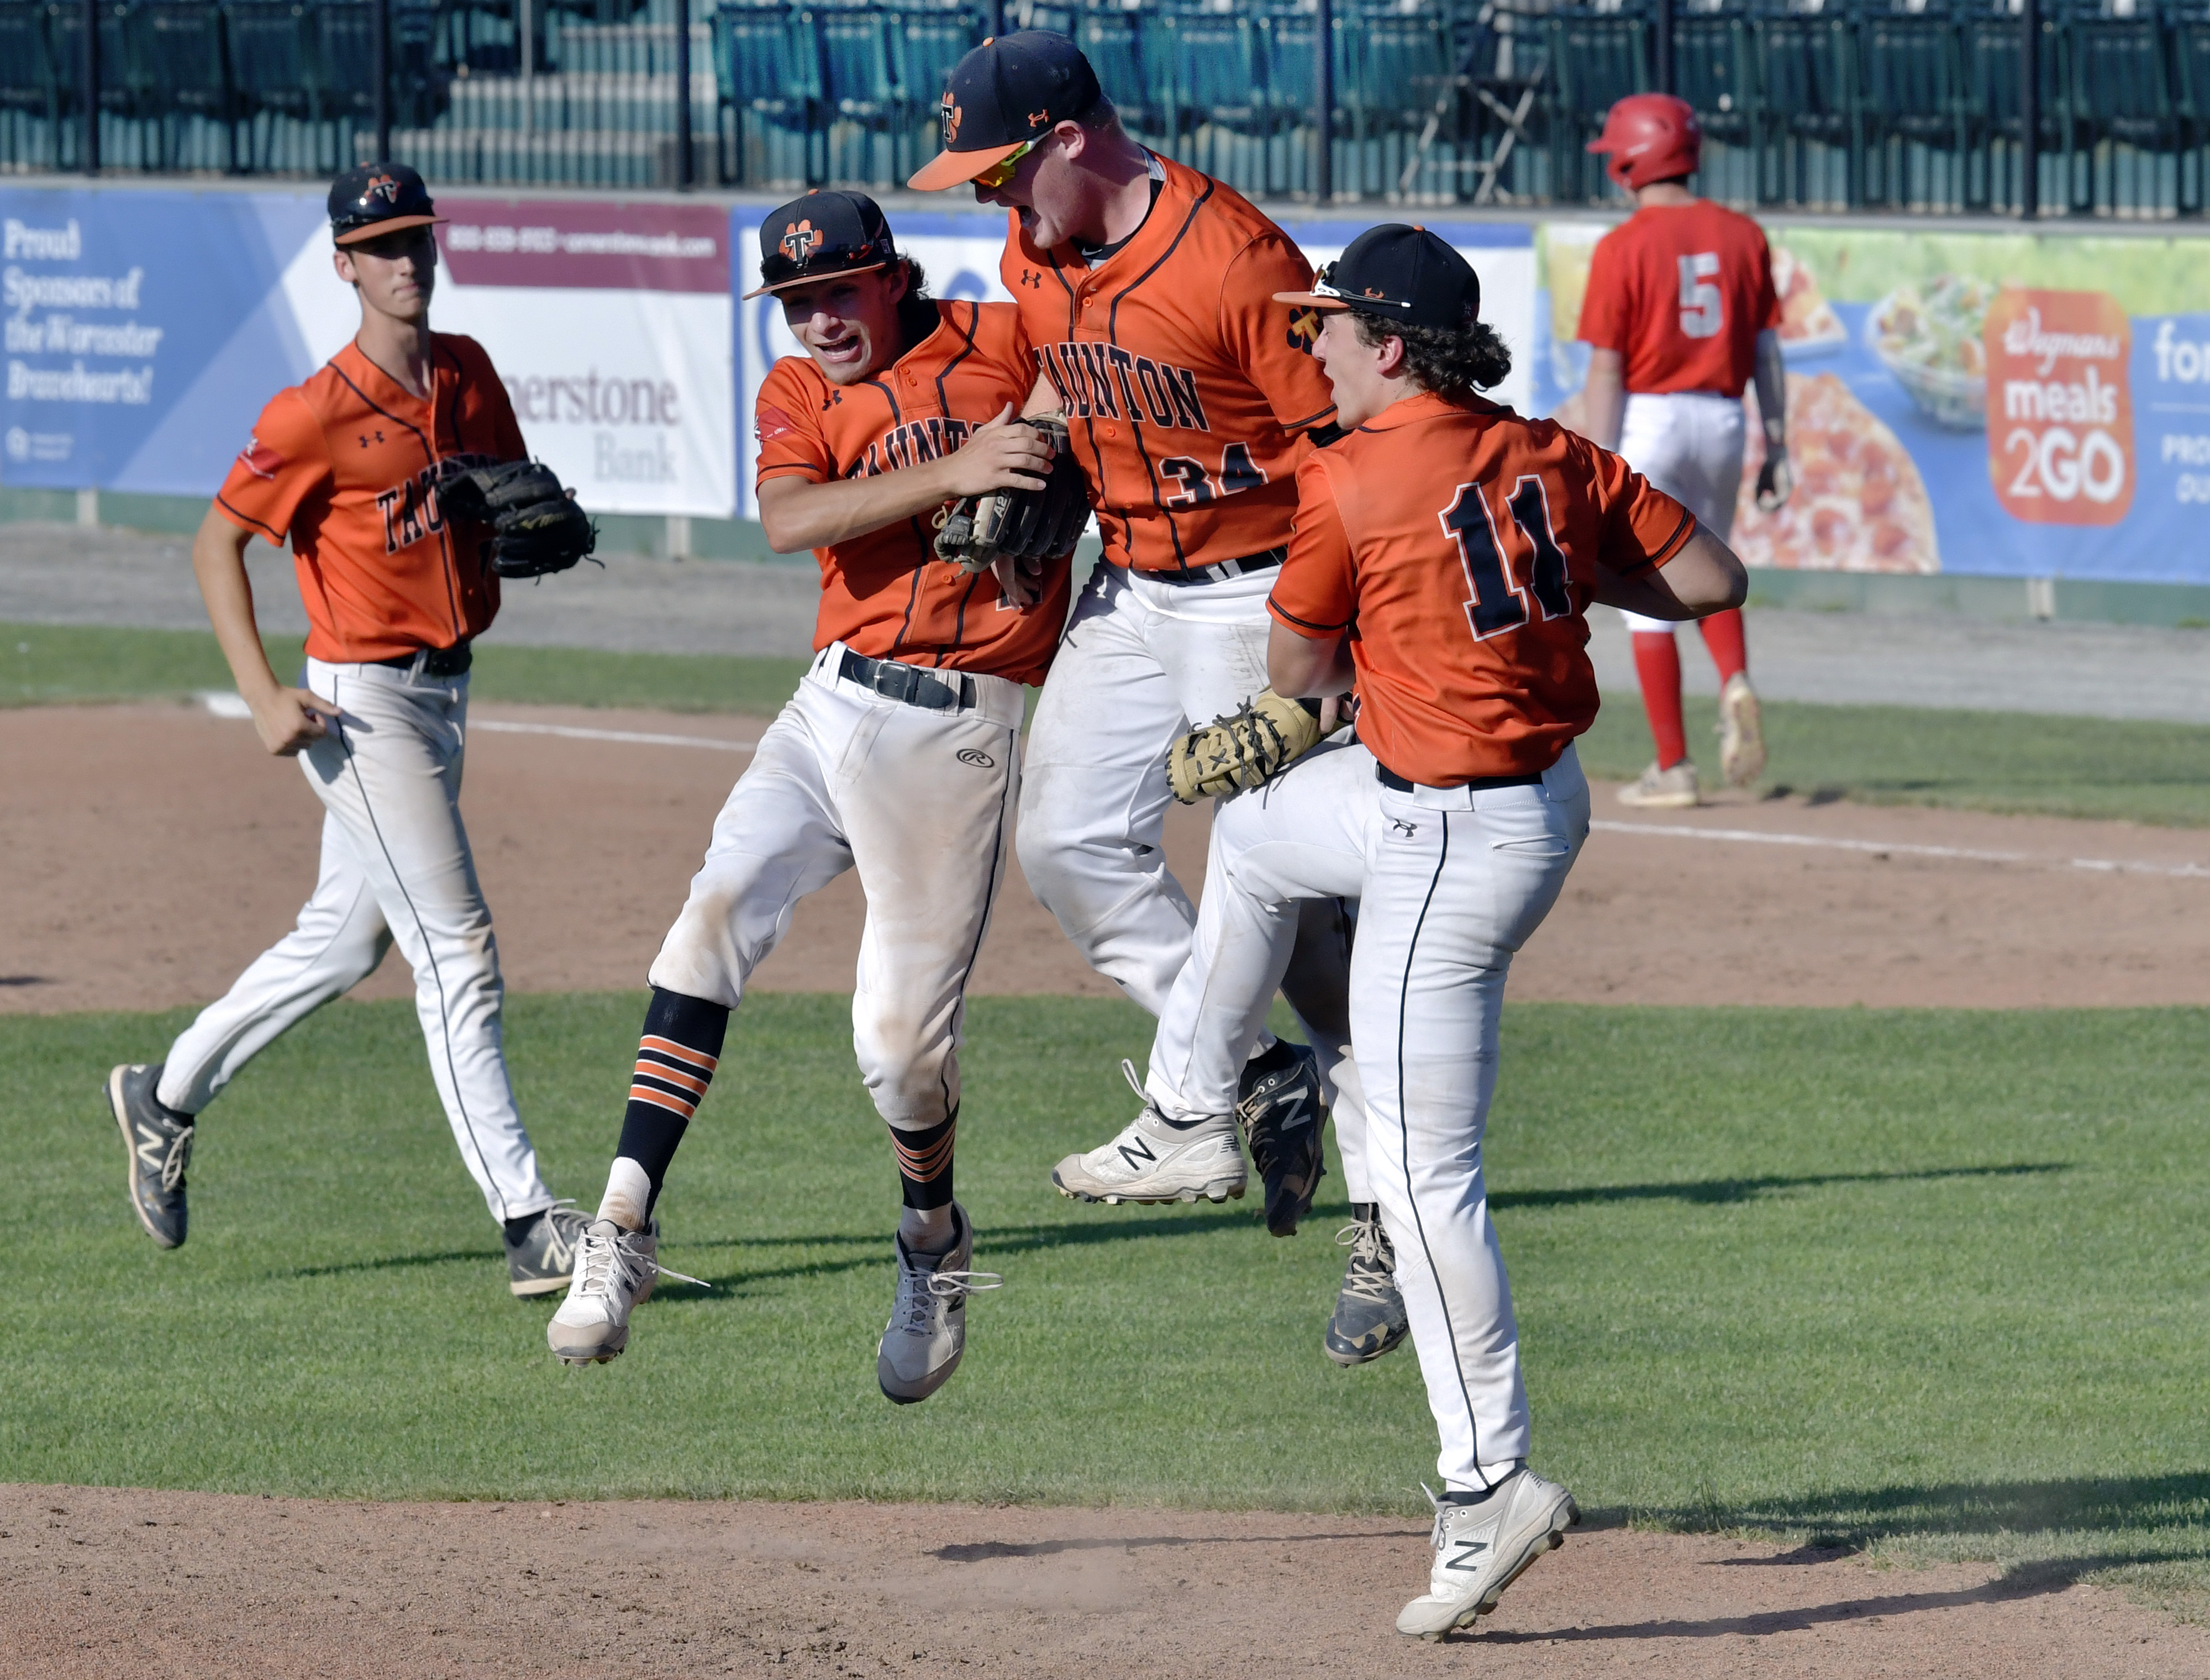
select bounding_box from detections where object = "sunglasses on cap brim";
[974,136,1041,190]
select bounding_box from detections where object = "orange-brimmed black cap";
[907,31,1102,192]
[328,162,445,246]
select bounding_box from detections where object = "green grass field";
[7,994,2208,1614]
[13,618,2210,827]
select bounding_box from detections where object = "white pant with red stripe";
[1144,736,1589,1490]
[157,657,553,1225]
[646,644,1024,1131]
[1618,389,1745,634]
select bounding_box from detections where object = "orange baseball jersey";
[754,298,1067,687]
[1575,201,1780,397]
[1270,391,1695,786]
[215,335,524,664]
[1001,154,1338,575]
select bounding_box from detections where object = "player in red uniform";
[549,193,1067,1405]
[1577,93,1790,808]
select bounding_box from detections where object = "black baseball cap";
[744,190,898,299]
[328,162,444,247]
[908,31,1102,192]
[1275,225,1481,329]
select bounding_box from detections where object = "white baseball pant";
[1015,560,1353,1054]
[647,644,1023,1130]
[1147,737,1590,1491]
[1617,389,1745,634]
[157,656,554,1225]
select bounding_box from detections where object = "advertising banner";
[1533,219,2210,586]
[730,208,1537,521]
[1,186,735,518]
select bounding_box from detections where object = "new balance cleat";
[1050,1061,1246,1206]
[105,1062,194,1249]
[878,1202,1001,1405]
[1397,1467,1580,1640]
[1325,1203,1409,1366]
[546,1217,701,1365]
[1616,759,1699,809]
[1237,1039,1327,1236]
[504,1201,591,1298]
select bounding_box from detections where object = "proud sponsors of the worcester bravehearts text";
[4,219,159,407]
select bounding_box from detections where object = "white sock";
[598,1157,652,1233]
[898,1204,955,1255]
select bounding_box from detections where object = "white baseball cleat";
[546,1216,699,1366]
[1050,1062,1246,1206]
[878,1202,1001,1405]
[1396,1467,1580,1640]
[1717,671,1766,787]
[1616,759,1699,809]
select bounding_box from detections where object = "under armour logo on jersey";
[356,429,385,449]
[1389,817,1419,839]
[1441,1537,1490,1571]
[780,220,819,263]
[1018,268,1043,289]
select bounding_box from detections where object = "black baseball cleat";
[504,1202,592,1298]
[1236,1039,1328,1237]
[106,1062,194,1250]
[1327,1202,1410,1366]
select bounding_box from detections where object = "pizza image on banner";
[1734,372,1940,573]
[1984,287,2133,526]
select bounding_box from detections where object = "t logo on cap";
[365,173,399,204]
[941,98,961,144]
[781,220,819,262]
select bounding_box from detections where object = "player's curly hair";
[892,255,936,345]
[1348,310,1513,401]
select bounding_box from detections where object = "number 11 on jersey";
[1438,476,1573,641]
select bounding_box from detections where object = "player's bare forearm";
[1591,525,1748,620]
[1019,372,1058,419]
[192,504,338,756]
[1267,619,1355,699]
[756,404,1051,554]
[1581,349,1626,451]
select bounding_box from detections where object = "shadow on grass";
[1495,1162,2068,1212]
[1677,1472,2210,1545]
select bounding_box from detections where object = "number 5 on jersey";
[1678,251,1723,339]
[1439,477,1572,640]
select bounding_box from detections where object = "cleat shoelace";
[157,1123,195,1193]
[896,1263,1002,1333]
[573,1228,709,1300]
[1334,1216,1397,1305]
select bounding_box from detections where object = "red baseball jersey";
[1001,154,1338,575]
[1270,391,1694,786]
[754,298,1067,688]
[214,335,525,664]
[1575,201,1780,397]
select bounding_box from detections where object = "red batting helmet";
[1586,93,1701,190]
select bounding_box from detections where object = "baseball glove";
[1167,689,1325,803]
[439,460,598,579]
[933,414,1088,575]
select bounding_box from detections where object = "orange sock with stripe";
[606,988,728,1225]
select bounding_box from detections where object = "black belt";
[1144,546,1287,587]
[838,648,976,712]
[1376,764,1543,794]
[373,641,472,678]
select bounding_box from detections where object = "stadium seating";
[1,0,2208,218]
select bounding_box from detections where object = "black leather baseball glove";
[439,460,598,579]
[933,414,1089,573]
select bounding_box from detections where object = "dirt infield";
[7,1484,2208,1679]
[7,699,2210,1016]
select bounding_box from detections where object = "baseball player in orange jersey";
[548,193,1067,1403]
[1130,227,1745,1635]
[912,31,1361,1242]
[99,164,591,1298]
[1577,93,1790,809]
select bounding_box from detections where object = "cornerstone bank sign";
[0,186,736,518]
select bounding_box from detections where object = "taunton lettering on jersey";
[1036,342,1211,434]
[845,416,975,479]
[375,452,499,554]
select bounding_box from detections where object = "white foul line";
[470,719,758,752]
[1590,819,2210,881]
[199,692,757,754]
